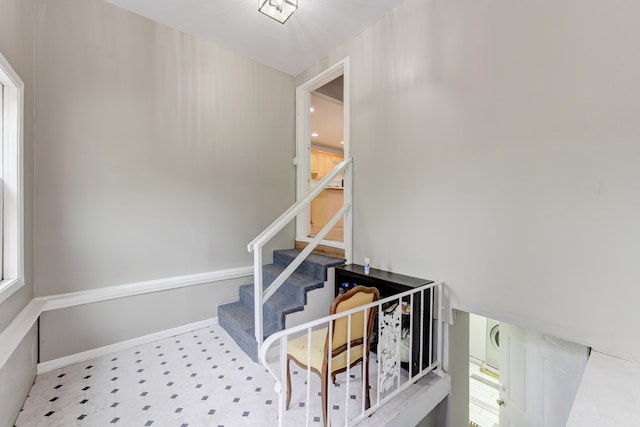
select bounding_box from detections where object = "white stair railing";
[259,281,445,427]
[247,158,353,351]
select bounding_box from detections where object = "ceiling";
[104,0,406,76]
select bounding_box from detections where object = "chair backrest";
[328,286,379,355]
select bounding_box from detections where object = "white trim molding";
[0,265,252,372]
[37,318,219,374]
[0,50,26,305]
[42,266,253,311]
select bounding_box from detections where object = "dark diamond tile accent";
[139,379,146,384]
[218,375,224,379]
[299,402,305,407]
[167,382,174,386]
[135,351,140,354]
[225,386,231,390]
[181,424,188,427]
[196,384,202,388]
[265,400,272,405]
[57,373,65,378]
[255,387,261,392]
[175,408,183,413]
[140,392,148,397]
[145,422,153,426]
[49,397,58,402]
[111,389,119,394]
[238,367,244,371]
[201,396,209,401]
[143,405,151,410]
[179,347,184,351]
[333,405,339,410]
[314,417,320,422]
[54,385,62,389]
[208,410,216,415]
[137,369,144,373]
[80,399,89,404]
[111,417,120,423]
[171,394,178,399]
[82,386,90,391]
[78,414,87,420]
[186,363,192,367]
[45,411,55,417]
[190,373,196,377]
[242,411,250,417]
[160,361,167,365]
[85,365,93,369]
[182,355,188,359]
[111,377,118,381]
[136,360,142,363]
[212,365,218,369]
[350,374,356,378]
[163,371,170,375]
[350,395,356,400]
[84,375,91,379]
[111,402,119,408]
[231,358,237,362]
[111,358,118,361]
[246,376,252,381]
[233,397,240,403]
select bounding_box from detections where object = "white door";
[499,323,588,427]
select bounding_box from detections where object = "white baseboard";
[37,317,219,374]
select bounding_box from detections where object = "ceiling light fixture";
[311,133,319,137]
[259,0,298,24]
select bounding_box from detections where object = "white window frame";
[0,51,25,304]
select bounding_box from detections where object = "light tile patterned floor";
[15,325,424,426]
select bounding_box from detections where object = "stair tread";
[274,249,345,268]
[263,263,324,288]
[241,283,307,313]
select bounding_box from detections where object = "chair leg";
[364,356,371,410]
[286,358,292,410]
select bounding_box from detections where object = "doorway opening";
[469,314,500,427]
[463,312,589,427]
[295,59,350,260]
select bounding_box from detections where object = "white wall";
[469,313,487,362]
[0,0,36,425]
[34,0,295,359]
[297,0,640,364]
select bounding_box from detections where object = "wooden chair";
[286,286,380,427]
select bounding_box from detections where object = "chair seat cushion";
[288,328,365,373]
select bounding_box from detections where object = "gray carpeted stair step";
[218,248,345,362]
[273,249,344,281]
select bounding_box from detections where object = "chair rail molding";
[0,265,253,371]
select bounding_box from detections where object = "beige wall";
[298,0,640,363]
[34,0,295,359]
[0,0,36,424]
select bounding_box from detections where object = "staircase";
[218,249,344,362]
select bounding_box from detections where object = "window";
[0,51,24,304]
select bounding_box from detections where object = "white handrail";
[259,282,445,426]
[247,157,353,253]
[248,157,353,353]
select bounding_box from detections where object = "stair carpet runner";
[218,249,344,362]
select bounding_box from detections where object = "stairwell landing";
[218,249,344,362]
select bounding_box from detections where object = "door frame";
[294,58,350,254]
